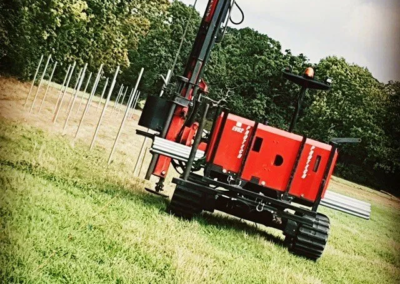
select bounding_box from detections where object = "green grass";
[0,120,399,283]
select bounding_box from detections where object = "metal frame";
[312,142,337,211]
[172,175,316,223]
[208,109,229,165]
[283,136,307,200]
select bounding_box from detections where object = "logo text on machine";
[232,122,245,133]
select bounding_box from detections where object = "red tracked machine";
[136,0,359,260]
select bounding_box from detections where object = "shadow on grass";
[136,188,285,248]
[1,158,285,249]
[197,212,285,246]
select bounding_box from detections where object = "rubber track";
[288,213,330,261]
[169,185,203,219]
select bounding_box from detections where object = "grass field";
[1,78,400,283]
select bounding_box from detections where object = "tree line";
[1,0,399,193]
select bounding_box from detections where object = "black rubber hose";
[230,1,245,25]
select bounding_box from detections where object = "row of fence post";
[24,54,173,176]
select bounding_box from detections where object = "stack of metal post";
[321,190,371,220]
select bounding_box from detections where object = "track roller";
[169,185,203,219]
[286,213,330,261]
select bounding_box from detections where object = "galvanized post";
[24,54,44,107]
[90,66,120,151]
[110,85,123,116]
[132,91,141,110]
[124,87,135,116]
[128,90,139,119]
[138,147,149,177]
[38,61,58,113]
[53,62,76,122]
[62,63,88,133]
[85,64,103,114]
[108,68,144,164]
[54,64,71,112]
[125,88,135,116]
[97,77,109,111]
[133,133,149,176]
[74,64,104,140]
[117,86,129,115]
[67,67,83,112]
[113,84,124,111]
[130,91,141,119]
[77,72,92,113]
[132,92,149,176]
[29,54,52,113]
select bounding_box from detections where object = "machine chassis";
[170,174,330,261]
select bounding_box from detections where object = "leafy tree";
[0,0,169,78]
[298,56,394,188]
[124,0,201,94]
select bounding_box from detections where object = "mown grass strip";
[0,120,399,283]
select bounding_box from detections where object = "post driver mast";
[144,0,239,193]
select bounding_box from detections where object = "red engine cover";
[206,114,256,174]
[241,125,303,191]
[206,113,337,203]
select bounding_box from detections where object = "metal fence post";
[53,61,76,123]
[111,85,123,116]
[90,66,120,151]
[130,91,141,119]
[132,91,141,110]
[67,67,83,111]
[85,64,103,114]
[125,88,135,114]
[62,63,88,133]
[74,64,104,140]
[77,72,92,113]
[133,134,149,176]
[24,54,44,107]
[117,86,129,115]
[97,77,109,111]
[29,54,52,113]
[128,90,139,119]
[54,64,71,112]
[38,61,58,113]
[138,146,150,177]
[113,84,124,112]
[108,68,144,164]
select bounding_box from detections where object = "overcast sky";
[179,0,400,83]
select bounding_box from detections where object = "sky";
[179,0,400,83]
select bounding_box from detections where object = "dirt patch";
[0,76,162,186]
